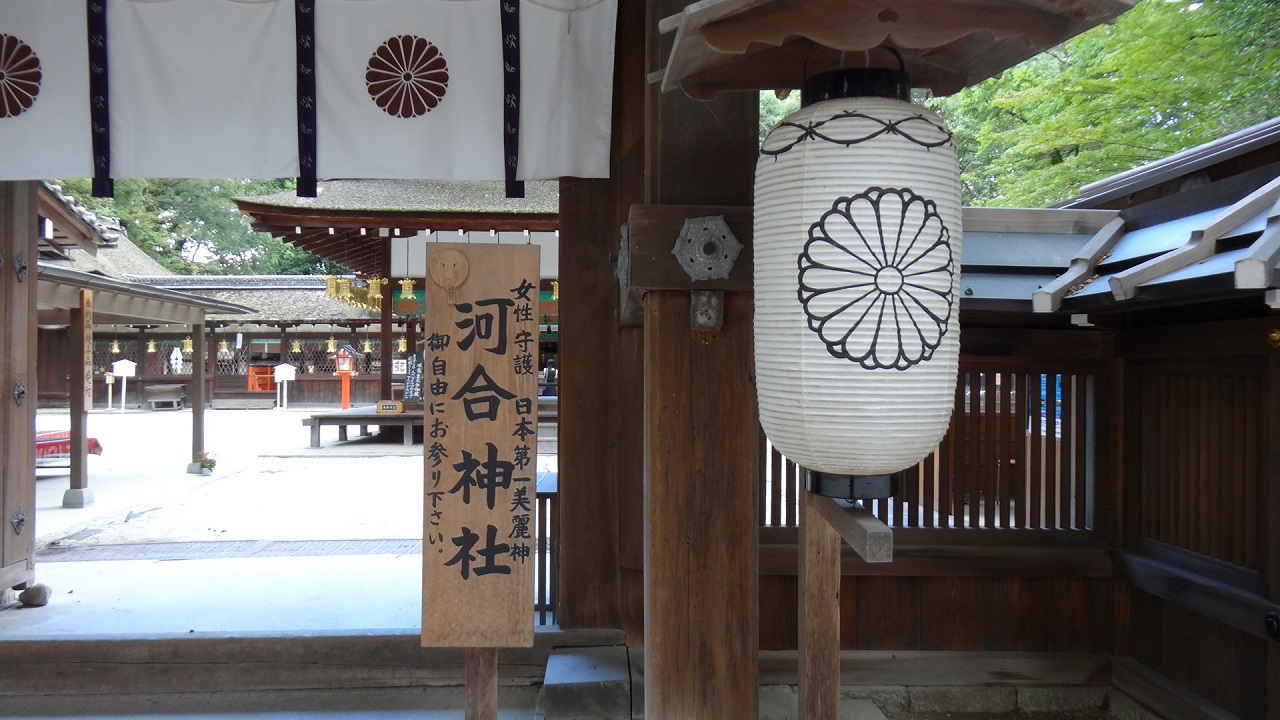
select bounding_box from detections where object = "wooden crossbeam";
[808,495,893,564]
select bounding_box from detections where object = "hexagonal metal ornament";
[672,215,742,281]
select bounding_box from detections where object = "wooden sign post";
[421,243,539,720]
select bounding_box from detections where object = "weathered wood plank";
[465,647,498,720]
[761,649,1111,687]
[809,496,893,564]
[1118,551,1279,643]
[69,293,91,493]
[644,291,758,719]
[799,492,841,720]
[1,181,37,578]
[625,204,752,291]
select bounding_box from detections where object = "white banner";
[0,0,614,183]
[316,0,505,180]
[0,0,93,180]
[107,0,298,179]
[518,0,616,180]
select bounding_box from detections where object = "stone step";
[537,645,633,720]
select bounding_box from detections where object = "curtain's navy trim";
[87,0,112,197]
[500,0,523,199]
[295,0,318,198]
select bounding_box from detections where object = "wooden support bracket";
[623,204,752,292]
[808,495,893,564]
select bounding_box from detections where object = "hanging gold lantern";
[182,336,193,355]
[326,336,337,353]
[399,277,415,299]
[362,338,374,353]
[397,336,407,354]
[754,64,961,497]
[110,339,120,354]
[337,278,353,301]
[325,276,337,298]
[551,281,559,301]
[146,340,157,353]
[290,339,302,353]
[218,340,229,353]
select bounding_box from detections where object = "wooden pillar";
[799,492,842,720]
[65,291,94,508]
[637,0,758,711]
[380,245,393,400]
[0,180,38,592]
[190,322,206,469]
[555,0,648,629]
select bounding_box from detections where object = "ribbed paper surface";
[754,97,961,475]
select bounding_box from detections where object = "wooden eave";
[659,0,1136,98]
[37,184,102,255]
[236,201,558,277]
[37,263,254,326]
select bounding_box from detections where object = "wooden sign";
[404,353,424,402]
[422,243,539,648]
[376,400,405,414]
[80,290,93,407]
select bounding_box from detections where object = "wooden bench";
[143,383,186,410]
[302,408,423,448]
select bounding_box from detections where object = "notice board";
[422,243,539,648]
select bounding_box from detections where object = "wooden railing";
[762,366,1097,532]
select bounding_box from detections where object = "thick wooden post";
[1265,344,1280,720]
[65,291,94,507]
[380,244,393,401]
[555,0,648,629]
[643,292,758,719]
[190,322,206,470]
[799,491,842,720]
[0,180,38,592]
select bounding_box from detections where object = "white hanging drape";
[0,0,616,182]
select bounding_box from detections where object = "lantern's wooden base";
[804,470,895,499]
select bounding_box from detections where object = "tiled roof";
[238,179,558,215]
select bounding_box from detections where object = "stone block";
[537,646,631,720]
[841,685,909,712]
[1018,685,1108,712]
[909,686,1017,713]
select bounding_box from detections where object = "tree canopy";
[759,0,1280,207]
[54,178,347,275]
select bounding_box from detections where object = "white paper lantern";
[754,69,961,481]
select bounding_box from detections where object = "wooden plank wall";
[1114,318,1278,720]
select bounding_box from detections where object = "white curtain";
[315,0,504,180]
[518,0,616,180]
[0,0,93,179]
[0,0,616,182]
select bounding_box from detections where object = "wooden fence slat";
[1075,375,1090,530]
[923,448,937,530]
[1029,374,1044,530]
[1243,374,1259,570]
[770,446,783,527]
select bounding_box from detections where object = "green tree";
[53,178,346,275]
[927,0,1280,207]
[759,91,801,145]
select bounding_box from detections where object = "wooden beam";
[809,496,893,563]
[644,291,759,719]
[464,647,498,720]
[1,181,38,581]
[190,323,206,468]
[68,292,92,496]
[799,491,841,720]
[625,204,752,291]
[1118,551,1280,643]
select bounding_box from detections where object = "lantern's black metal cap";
[802,68,911,106]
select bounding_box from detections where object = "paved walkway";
[1,406,556,638]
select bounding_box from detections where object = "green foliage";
[926,0,1280,207]
[759,91,801,145]
[53,178,347,275]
